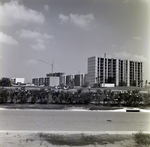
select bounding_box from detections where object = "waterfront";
[0,109,150,131]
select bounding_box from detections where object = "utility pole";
[39,59,54,74]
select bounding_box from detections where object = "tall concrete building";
[32,72,64,87]
[60,73,88,87]
[87,56,143,87]
[66,75,74,86]
[84,74,89,87]
[74,73,84,87]
[60,75,66,86]
[45,77,59,87]
[32,78,39,86]
[39,77,45,86]
[46,72,64,86]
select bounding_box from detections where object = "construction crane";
[39,59,54,74]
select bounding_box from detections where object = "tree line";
[0,87,150,107]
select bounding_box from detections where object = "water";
[0,109,150,131]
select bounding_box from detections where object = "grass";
[134,132,150,146]
[0,103,121,110]
[38,133,131,146]
[1,104,67,110]
[25,137,35,142]
[89,105,119,110]
[37,132,150,146]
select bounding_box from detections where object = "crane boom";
[39,59,54,74]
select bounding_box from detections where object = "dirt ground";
[0,132,137,147]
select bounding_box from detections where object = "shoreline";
[0,104,150,112]
[0,104,122,110]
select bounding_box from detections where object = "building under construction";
[32,72,64,87]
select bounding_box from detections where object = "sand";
[0,132,137,147]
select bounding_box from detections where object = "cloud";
[124,0,129,3]
[36,39,44,44]
[0,1,45,26]
[59,13,95,29]
[27,59,38,64]
[133,36,142,40]
[111,44,117,48]
[44,4,49,11]
[114,51,147,62]
[124,0,150,3]
[134,54,148,62]
[17,29,53,40]
[30,43,46,51]
[17,29,42,39]
[43,33,54,39]
[70,14,94,28]
[114,51,132,59]
[17,29,53,50]
[59,14,69,22]
[0,32,18,45]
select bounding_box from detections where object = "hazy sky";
[0,0,150,83]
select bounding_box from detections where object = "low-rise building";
[11,78,25,85]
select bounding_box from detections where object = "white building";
[45,77,59,87]
[11,78,25,85]
[87,56,143,87]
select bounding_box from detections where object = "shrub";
[134,132,150,146]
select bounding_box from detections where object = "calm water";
[0,109,150,131]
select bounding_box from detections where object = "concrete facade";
[87,56,143,87]
[60,73,88,87]
[66,75,74,86]
[32,72,64,87]
[39,77,45,86]
[87,56,97,87]
[74,74,84,86]
[11,78,25,84]
[32,78,38,86]
[60,75,66,86]
[45,77,59,87]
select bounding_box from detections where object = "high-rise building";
[84,74,89,87]
[45,77,59,87]
[32,78,39,86]
[66,75,74,86]
[39,77,45,86]
[60,73,88,87]
[60,75,66,86]
[87,56,143,87]
[74,74,84,86]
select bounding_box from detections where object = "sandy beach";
[0,131,136,147]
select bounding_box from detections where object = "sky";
[0,0,150,83]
